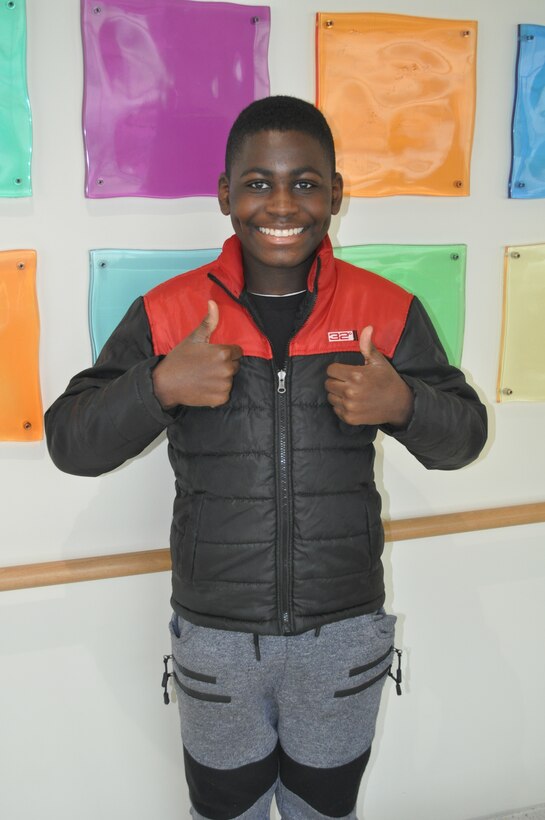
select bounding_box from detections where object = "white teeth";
[258,227,304,237]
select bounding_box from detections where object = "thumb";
[359,325,380,364]
[191,300,219,343]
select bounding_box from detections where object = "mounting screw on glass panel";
[16,262,25,270]
[251,16,259,23]
[7,1,16,8]
[454,180,463,188]
[515,181,525,188]
[461,30,471,37]
[99,261,107,268]
[22,421,32,430]
[501,388,513,396]
[14,178,22,185]
[93,6,102,13]
[510,251,521,259]
[450,253,459,260]
[325,20,334,28]
[96,178,104,185]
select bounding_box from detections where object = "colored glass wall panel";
[89,248,219,359]
[509,25,545,198]
[81,0,270,198]
[0,250,42,441]
[498,244,545,402]
[334,245,466,365]
[316,13,477,197]
[0,0,32,197]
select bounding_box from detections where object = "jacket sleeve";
[381,297,488,470]
[45,297,178,477]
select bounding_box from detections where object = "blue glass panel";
[89,248,219,360]
[509,24,545,198]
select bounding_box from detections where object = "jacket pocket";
[181,493,205,582]
[365,500,385,569]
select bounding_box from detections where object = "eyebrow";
[240,166,325,179]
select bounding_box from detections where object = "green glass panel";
[0,0,31,197]
[334,244,466,365]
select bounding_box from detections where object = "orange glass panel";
[316,13,477,197]
[497,244,545,403]
[0,250,42,440]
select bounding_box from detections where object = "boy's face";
[218,130,343,285]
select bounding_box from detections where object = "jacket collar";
[209,234,336,299]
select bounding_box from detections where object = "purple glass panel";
[81,0,270,198]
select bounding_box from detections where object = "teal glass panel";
[0,0,32,197]
[334,245,466,365]
[89,248,219,360]
[510,24,545,198]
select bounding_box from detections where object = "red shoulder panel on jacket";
[143,265,272,359]
[291,259,413,359]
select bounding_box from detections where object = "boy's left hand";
[325,326,414,427]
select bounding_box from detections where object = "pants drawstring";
[253,633,261,661]
[314,626,321,637]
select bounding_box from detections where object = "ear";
[218,174,231,215]
[331,172,343,215]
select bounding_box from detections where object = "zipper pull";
[162,654,173,705]
[277,370,287,394]
[388,648,403,696]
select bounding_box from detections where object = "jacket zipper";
[274,273,320,634]
[275,365,291,632]
[208,260,321,634]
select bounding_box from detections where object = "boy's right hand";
[152,300,242,409]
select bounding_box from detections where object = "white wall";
[1,1,545,818]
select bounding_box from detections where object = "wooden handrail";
[1,501,545,592]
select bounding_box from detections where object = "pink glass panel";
[81,0,270,198]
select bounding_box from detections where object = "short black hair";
[225,95,336,177]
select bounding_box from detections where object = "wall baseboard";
[474,806,545,820]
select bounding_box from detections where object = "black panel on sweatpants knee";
[183,744,278,820]
[279,745,371,817]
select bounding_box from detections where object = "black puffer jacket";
[45,236,487,635]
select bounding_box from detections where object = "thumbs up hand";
[325,326,414,427]
[152,301,243,409]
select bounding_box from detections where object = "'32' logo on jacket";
[327,330,359,342]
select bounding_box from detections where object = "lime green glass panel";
[0,0,32,197]
[498,244,545,402]
[334,244,466,365]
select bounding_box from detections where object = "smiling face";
[218,130,343,294]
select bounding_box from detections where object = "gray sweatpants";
[169,610,397,820]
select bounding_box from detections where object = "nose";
[265,184,298,217]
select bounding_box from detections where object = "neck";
[242,252,315,296]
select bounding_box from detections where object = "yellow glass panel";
[0,250,42,440]
[497,244,545,402]
[316,12,477,197]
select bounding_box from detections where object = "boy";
[46,96,487,819]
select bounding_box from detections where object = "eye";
[294,180,316,190]
[247,180,271,191]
